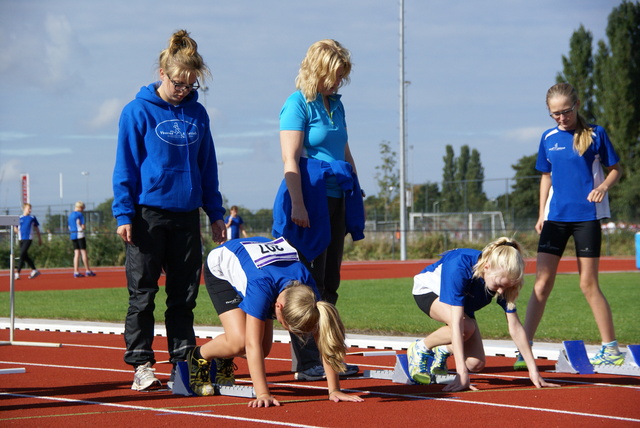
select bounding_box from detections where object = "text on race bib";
[240,237,299,268]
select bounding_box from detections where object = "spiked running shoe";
[214,358,237,386]
[431,346,451,375]
[187,347,215,396]
[131,362,162,391]
[407,339,432,385]
[590,346,625,366]
[513,352,528,371]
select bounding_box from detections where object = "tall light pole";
[398,0,407,260]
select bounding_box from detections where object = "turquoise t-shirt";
[280,90,348,197]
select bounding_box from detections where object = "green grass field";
[2,272,638,345]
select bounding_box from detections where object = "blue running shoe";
[407,339,433,385]
[590,346,625,366]
[431,346,451,375]
[513,352,528,371]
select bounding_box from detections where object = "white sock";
[415,340,429,353]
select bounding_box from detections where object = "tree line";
[370,1,640,225]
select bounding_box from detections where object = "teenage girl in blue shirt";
[408,237,559,392]
[516,83,623,370]
[186,237,364,408]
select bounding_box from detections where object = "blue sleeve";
[280,91,308,131]
[535,134,551,173]
[112,104,142,227]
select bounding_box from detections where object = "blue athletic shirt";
[536,125,620,222]
[279,90,348,197]
[68,211,85,240]
[206,237,318,321]
[225,215,244,240]
[412,248,510,318]
[18,215,39,241]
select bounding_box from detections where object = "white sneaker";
[131,362,162,391]
[14,272,20,280]
[29,270,40,279]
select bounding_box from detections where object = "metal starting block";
[172,360,256,398]
[363,353,456,385]
[555,340,640,376]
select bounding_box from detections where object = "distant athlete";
[186,237,364,408]
[408,237,560,392]
[224,205,247,240]
[15,203,42,280]
[68,201,96,278]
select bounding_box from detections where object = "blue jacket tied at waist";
[272,157,365,261]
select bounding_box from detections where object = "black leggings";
[18,240,36,272]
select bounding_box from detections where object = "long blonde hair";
[295,39,352,103]
[281,282,347,373]
[546,83,594,156]
[158,29,211,84]
[472,237,525,310]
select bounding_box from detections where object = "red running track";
[1,259,639,427]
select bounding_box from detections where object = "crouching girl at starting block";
[187,237,364,407]
[408,237,561,392]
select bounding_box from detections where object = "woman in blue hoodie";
[112,29,226,392]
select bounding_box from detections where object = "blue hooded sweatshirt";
[112,82,225,226]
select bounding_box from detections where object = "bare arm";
[443,305,476,392]
[245,315,280,408]
[506,312,560,388]
[535,173,552,234]
[280,130,309,228]
[322,353,364,403]
[587,163,622,203]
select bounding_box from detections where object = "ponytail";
[281,282,347,373]
[316,302,347,373]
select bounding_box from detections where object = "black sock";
[193,346,203,360]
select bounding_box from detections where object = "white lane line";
[0,392,324,428]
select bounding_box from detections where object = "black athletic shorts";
[72,238,87,250]
[538,220,601,258]
[203,262,243,315]
[413,292,439,318]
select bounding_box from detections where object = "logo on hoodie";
[156,120,199,146]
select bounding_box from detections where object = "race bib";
[241,237,299,268]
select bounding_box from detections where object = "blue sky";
[0,0,621,217]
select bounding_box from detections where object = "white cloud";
[503,127,547,145]
[87,98,124,129]
[1,147,73,157]
[0,159,23,183]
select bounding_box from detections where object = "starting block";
[172,360,256,398]
[363,353,456,385]
[555,340,640,376]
